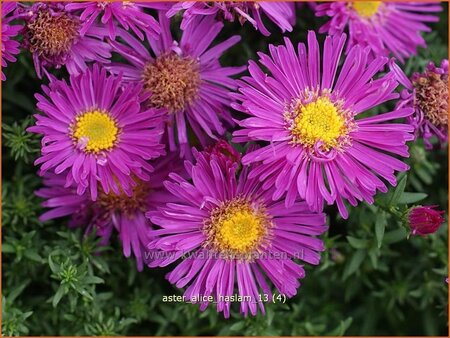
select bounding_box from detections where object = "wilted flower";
[315,2,442,62]
[108,12,245,157]
[204,140,241,169]
[166,1,296,36]
[19,2,111,78]
[147,147,327,317]
[408,205,445,236]
[391,59,448,149]
[28,65,165,200]
[65,1,160,41]
[36,153,185,271]
[1,2,22,81]
[232,31,414,218]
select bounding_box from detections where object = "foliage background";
[1,1,448,336]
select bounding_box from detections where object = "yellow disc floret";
[216,209,263,254]
[73,110,118,153]
[352,1,381,18]
[292,97,347,150]
[204,198,272,260]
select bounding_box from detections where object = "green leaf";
[375,212,387,248]
[388,174,407,207]
[24,251,43,263]
[398,192,428,204]
[343,250,366,279]
[329,317,353,336]
[84,276,105,285]
[368,248,379,269]
[2,243,15,253]
[416,167,433,185]
[383,228,407,245]
[48,255,60,274]
[52,286,66,308]
[346,236,369,249]
[73,285,93,300]
[8,281,30,302]
[229,322,245,332]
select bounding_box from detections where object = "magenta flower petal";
[147,145,327,317]
[28,65,166,200]
[409,205,445,236]
[166,1,296,36]
[36,152,186,271]
[2,1,22,80]
[65,1,160,41]
[232,32,414,218]
[391,59,448,149]
[315,2,442,62]
[20,2,112,79]
[107,12,245,157]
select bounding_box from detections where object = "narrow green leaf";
[8,281,30,302]
[329,317,353,336]
[52,286,66,308]
[24,251,43,263]
[389,174,407,207]
[48,255,60,274]
[398,192,428,204]
[416,167,432,185]
[22,311,33,320]
[343,250,366,279]
[74,286,93,300]
[84,276,104,284]
[229,322,245,332]
[383,228,407,244]
[368,249,378,269]
[2,243,15,253]
[346,236,369,249]
[375,212,386,248]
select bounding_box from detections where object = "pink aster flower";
[391,59,448,149]
[408,205,445,236]
[19,2,111,78]
[315,2,442,62]
[232,31,415,219]
[147,145,327,317]
[28,65,166,201]
[36,152,186,271]
[166,1,296,36]
[2,1,22,81]
[108,12,245,157]
[65,1,160,41]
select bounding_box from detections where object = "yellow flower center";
[352,1,381,18]
[217,210,262,253]
[142,52,201,113]
[72,110,119,153]
[204,198,271,259]
[291,97,347,151]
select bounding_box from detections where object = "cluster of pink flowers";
[2,1,446,317]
